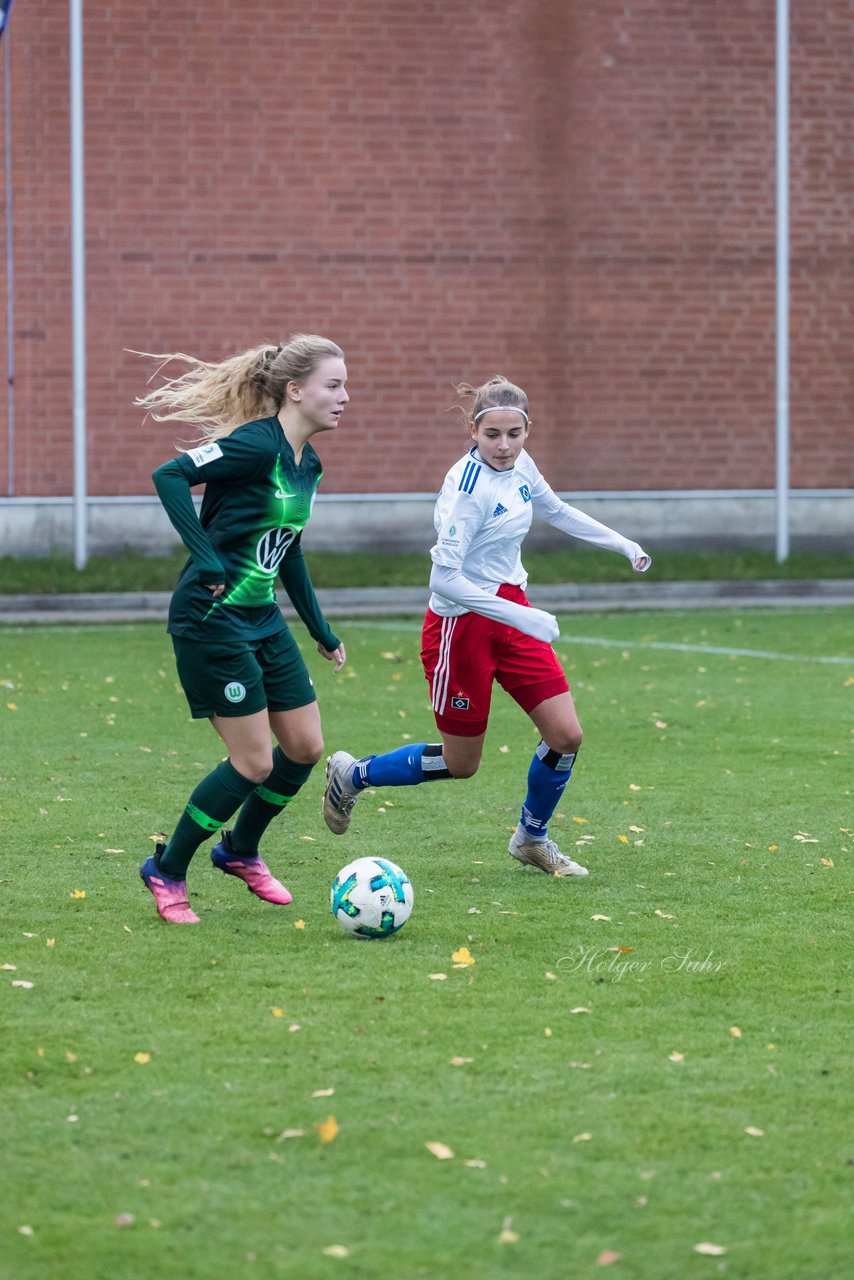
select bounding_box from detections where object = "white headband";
[473,404,529,424]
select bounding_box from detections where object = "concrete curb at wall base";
[0,580,853,625]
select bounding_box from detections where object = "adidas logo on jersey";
[492,503,507,518]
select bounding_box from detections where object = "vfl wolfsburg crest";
[224,682,247,703]
[256,526,297,574]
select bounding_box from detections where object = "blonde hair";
[134,334,344,443]
[452,374,529,428]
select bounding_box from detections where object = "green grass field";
[1,544,852,593]
[1,608,852,1279]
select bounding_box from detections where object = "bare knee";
[444,747,482,780]
[299,740,324,768]
[232,751,275,785]
[546,725,583,757]
[281,735,324,768]
[448,759,479,780]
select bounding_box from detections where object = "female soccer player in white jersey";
[323,374,651,877]
[136,335,348,923]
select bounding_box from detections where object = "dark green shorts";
[172,629,317,719]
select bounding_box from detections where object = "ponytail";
[134,334,344,443]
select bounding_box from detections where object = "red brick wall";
[1,0,851,499]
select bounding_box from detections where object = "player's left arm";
[278,539,346,671]
[529,470,651,571]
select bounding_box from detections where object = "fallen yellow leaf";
[322,1245,349,1258]
[730,1026,742,1038]
[573,1132,592,1142]
[294,920,306,929]
[71,889,86,899]
[451,946,476,967]
[497,1215,518,1244]
[271,1007,284,1017]
[316,1115,339,1143]
[133,1052,151,1065]
[597,1251,623,1266]
[425,1141,454,1160]
[694,1243,727,1256]
[744,1126,764,1137]
[428,973,448,981]
[591,914,611,922]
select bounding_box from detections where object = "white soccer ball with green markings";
[330,856,414,939]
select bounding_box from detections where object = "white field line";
[4,619,850,666]
[345,620,853,666]
[558,635,853,665]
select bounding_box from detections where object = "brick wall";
[0,0,851,501]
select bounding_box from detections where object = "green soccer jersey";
[153,417,339,647]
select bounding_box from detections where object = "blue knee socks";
[519,741,577,839]
[353,743,451,789]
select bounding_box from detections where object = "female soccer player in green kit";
[136,335,348,923]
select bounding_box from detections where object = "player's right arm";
[152,430,271,591]
[152,458,225,587]
[429,484,559,643]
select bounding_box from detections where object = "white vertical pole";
[4,27,15,496]
[775,0,790,563]
[70,0,87,568]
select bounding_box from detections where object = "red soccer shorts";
[420,584,569,737]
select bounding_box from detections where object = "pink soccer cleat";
[211,831,293,905]
[140,849,201,923]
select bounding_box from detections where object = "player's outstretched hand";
[632,553,652,572]
[318,641,347,673]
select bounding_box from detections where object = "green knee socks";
[158,759,257,877]
[231,748,313,855]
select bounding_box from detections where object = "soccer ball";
[330,856,414,939]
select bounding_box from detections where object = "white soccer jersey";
[428,447,647,637]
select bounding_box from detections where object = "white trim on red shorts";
[431,615,458,716]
